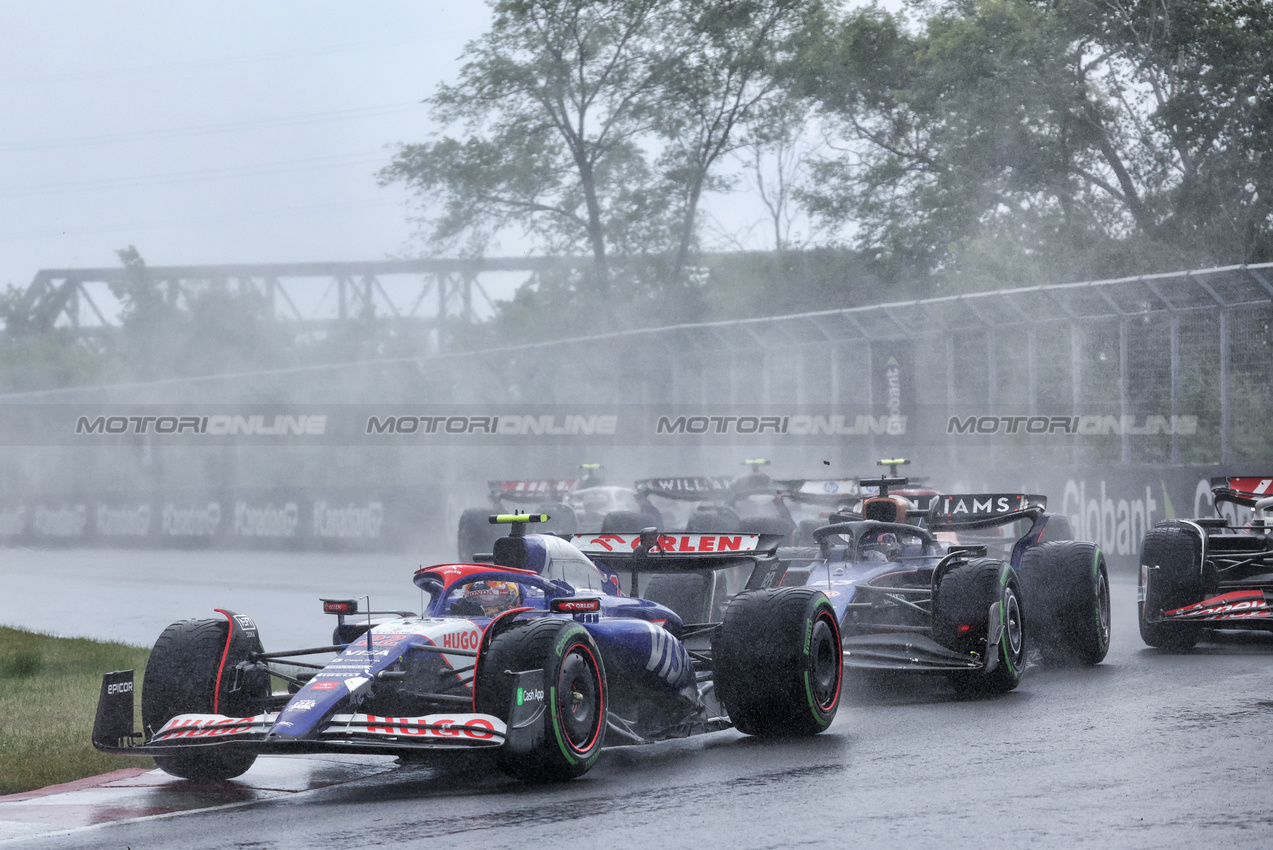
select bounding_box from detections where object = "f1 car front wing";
[92,668,548,758]
[841,599,1006,673]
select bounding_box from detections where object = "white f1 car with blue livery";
[456,467,642,561]
[94,516,841,782]
[785,475,1110,696]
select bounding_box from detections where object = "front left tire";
[475,618,608,782]
[142,617,265,781]
[934,559,1025,697]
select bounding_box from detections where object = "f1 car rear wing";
[634,476,735,501]
[572,531,781,558]
[926,494,1047,530]
[569,530,786,599]
[488,479,579,502]
[1211,477,1273,509]
[854,475,941,513]
[775,479,862,505]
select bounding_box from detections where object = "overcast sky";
[4,2,892,313]
[2,2,496,289]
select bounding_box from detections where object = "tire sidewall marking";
[802,601,841,726]
[548,626,604,768]
[1092,547,1110,652]
[1000,565,1023,674]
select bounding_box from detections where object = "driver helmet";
[464,580,522,615]
[862,531,903,561]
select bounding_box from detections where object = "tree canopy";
[798,0,1273,289]
[382,0,1273,306]
[380,0,821,316]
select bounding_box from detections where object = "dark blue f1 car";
[785,476,1110,696]
[93,516,841,782]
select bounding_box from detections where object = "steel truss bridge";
[8,257,569,346]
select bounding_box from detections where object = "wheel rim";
[557,645,602,753]
[1096,569,1111,647]
[809,613,841,711]
[1003,588,1024,660]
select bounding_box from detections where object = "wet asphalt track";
[5,550,1273,848]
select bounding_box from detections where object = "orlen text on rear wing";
[926,494,1048,531]
[1211,477,1273,509]
[570,531,785,597]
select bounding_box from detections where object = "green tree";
[798,0,1273,288]
[381,0,675,287]
[381,0,821,318]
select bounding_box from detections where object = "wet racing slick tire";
[1019,541,1111,665]
[475,618,607,782]
[1138,522,1204,650]
[457,508,501,562]
[933,560,1025,697]
[713,588,842,737]
[141,617,266,781]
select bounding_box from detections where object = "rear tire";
[142,617,264,781]
[600,510,662,533]
[934,560,1024,697]
[474,619,607,782]
[457,508,500,562]
[1138,523,1204,650]
[713,588,842,737]
[1019,541,1111,665]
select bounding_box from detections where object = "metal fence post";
[1170,315,1180,464]
[1119,319,1130,464]
[1220,310,1231,463]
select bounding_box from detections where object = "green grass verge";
[0,626,152,795]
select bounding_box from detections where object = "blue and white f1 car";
[93,516,841,782]
[786,476,1110,696]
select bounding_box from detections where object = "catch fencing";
[409,262,1273,471]
[0,262,1269,559]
